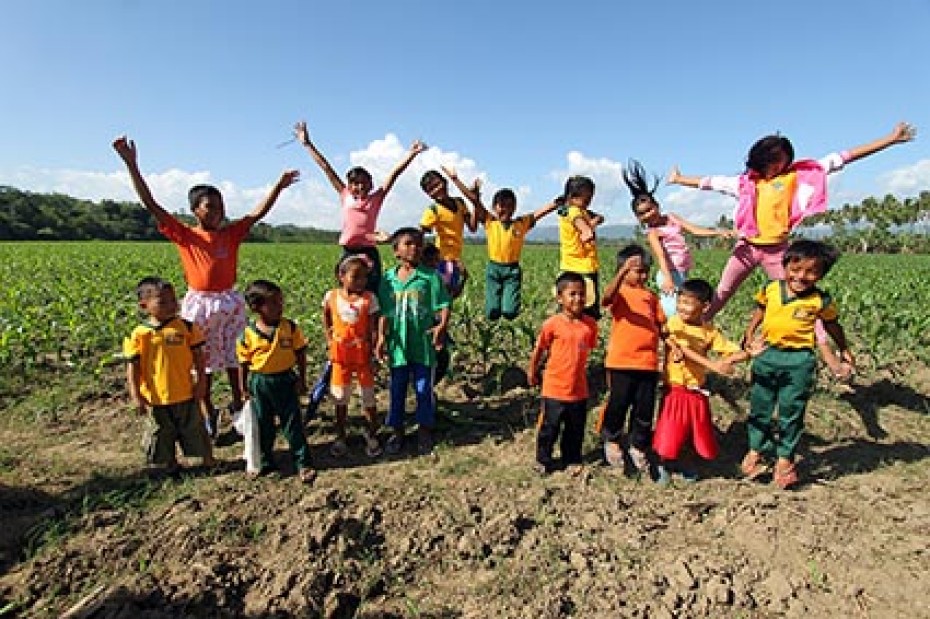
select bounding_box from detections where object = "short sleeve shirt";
[757,280,838,349]
[377,265,451,367]
[158,216,252,292]
[486,215,534,264]
[665,315,741,388]
[605,285,666,371]
[323,289,379,365]
[339,187,386,247]
[236,319,307,374]
[558,206,598,273]
[123,317,205,406]
[535,313,599,402]
[420,198,468,261]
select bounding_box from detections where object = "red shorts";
[652,385,718,461]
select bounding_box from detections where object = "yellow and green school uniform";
[485,214,534,320]
[749,281,838,460]
[237,319,311,472]
[557,205,600,318]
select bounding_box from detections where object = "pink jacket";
[699,152,849,238]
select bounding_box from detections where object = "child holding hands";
[528,272,599,475]
[113,135,299,437]
[124,277,215,475]
[376,228,451,456]
[741,240,853,489]
[323,255,383,458]
[237,280,315,483]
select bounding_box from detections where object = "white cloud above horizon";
[3,147,928,233]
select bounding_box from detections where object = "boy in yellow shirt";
[124,277,215,476]
[741,240,853,489]
[419,169,479,297]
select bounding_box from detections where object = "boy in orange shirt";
[528,272,599,475]
[599,244,669,474]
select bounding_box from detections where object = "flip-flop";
[773,461,799,490]
[604,441,624,467]
[740,451,769,481]
[298,468,317,485]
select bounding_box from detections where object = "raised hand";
[666,166,682,185]
[891,122,917,144]
[277,169,301,189]
[294,121,310,146]
[112,135,137,164]
[410,139,428,155]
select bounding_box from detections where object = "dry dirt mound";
[0,370,928,618]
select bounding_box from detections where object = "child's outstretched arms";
[382,139,427,196]
[666,166,703,189]
[295,121,345,194]
[672,214,736,239]
[242,170,300,226]
[442,166,485,227]
[844,122,916,164]
[112,136,173,225]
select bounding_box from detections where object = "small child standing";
[124,277,215,475]
[236,280,315,483]
[376,228,451,456]
[599,244,668,474]
[418,169,479,297]
[444,168,559,320]
[113,136,299,437]
[527,272,599,474]
[741,240,853,489]
[652,279,750,484]
[323,255,383,458]
[622,160,734,317]
[556,175,604,319]
[295,120,426,293]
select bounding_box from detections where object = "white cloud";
[879,158,930,196]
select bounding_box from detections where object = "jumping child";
[556,175,604,319]
[418,169,479,297]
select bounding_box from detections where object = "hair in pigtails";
[622,159,661,212]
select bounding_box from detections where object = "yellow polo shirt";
[486,215,534,264]
[665,315,741,388]
[237,319,307,374]
[123,317,204,406]
[420,198,468,261]
[558,206,598,273]
[757,280,838,349]
[751,171,797,245]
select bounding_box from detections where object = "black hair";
[562,175,595,200]
[782,239,840,275]
[244,279,283,310]
[336,254,371,278]
[745,135,795,176]
[390,226,424,249]
[420,170,446,191]
[346,167,372,185]
[622,159,661,213]
[188,184,222,212]
[421,242,440,261]
[493,188,517,207]
[555,271,585,294]
[136,276,173,300]
[615,243,651,270]
[679,278,714,303]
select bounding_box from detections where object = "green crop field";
[1,242,929,381]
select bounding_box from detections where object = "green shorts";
[145,399,210,466]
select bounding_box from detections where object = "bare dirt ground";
[0,363,928,618]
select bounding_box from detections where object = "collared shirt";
[420,198,468,261]
[124,316,204,405]
[486,215,534,264]
[665,315,741,388]
[237,318,307,374]
[757,280,838,349]
[377,265,451,367]
[558,206,599,273]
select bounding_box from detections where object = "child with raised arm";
[652,279,751,485]
[124,277,215,476]
[667,122,915,321]
[598,244,668,475]
[623,160,734,317]
[556,175,604,319]
[527,272,599,475]
[445,167,559,320]
[418,169,480,298]
[376,228,451,456]
[294,120,426,292]
[323,255,383,458]
[237,280,315,484]
[112,136,299,437]
[740,240,853,490]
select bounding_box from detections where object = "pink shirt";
[339,187,386,247]
[652,215,692,272]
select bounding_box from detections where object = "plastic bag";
[235,400,261,474]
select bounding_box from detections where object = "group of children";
[114,119,915,489]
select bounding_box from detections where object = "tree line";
[0,185,927,251]
[0,186,338,243]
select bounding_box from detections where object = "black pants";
[602,368,658,451]
[537,397,588,468]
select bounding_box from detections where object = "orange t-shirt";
[535,313,598,402]
[158,216,252,291]
[605,285,666,371]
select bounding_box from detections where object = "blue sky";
[2,0,928,232]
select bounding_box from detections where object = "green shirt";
[378,265,451,367]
